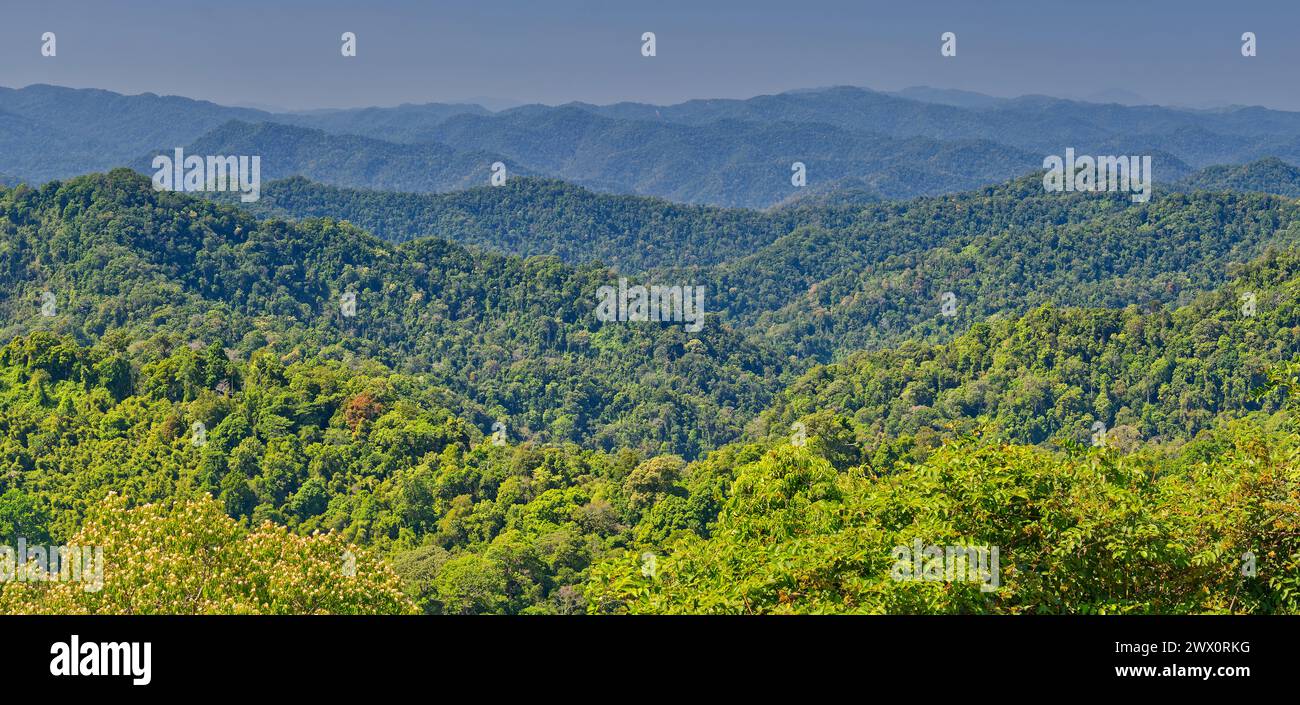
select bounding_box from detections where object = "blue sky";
[1,0,1297,111]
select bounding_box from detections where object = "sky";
[0,0,1297,111]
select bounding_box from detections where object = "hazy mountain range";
[6,83,1300,207]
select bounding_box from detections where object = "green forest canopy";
[1,170,1298,614]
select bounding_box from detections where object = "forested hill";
[204,168,1300,375]
[414,106,1042,206]
[4,241,1300,614]
[239,176,792,271]
[709,175,1300,359]
[4,169,1300,613]
[1174,157,1300,197]
[156,120,532,194]
[0,169,793,459]
[760,244,1300,454]
[231,157,1300,279]
[0,85,270,183]
[8,168,1300,459]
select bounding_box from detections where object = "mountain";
[274,102,493,143]
[15,83,1300,209]
[238,176,793,271]
[759,244,1300,450]
[412,106,1041,206]
[579,86,1300,160]
[1080,88,1151,106]
[4,167,1300,615]
[148,120,529,193]
[0,84,271,181]
[18,162,1298,457]
[0,85,495,182]
[705,175,1300,359]
[224,170,1300,366]
[891,86,1008,109]
[10,166,1300,464]
[576,86,1300,182]
[1175,157,1300,197]
[0,170,792,460]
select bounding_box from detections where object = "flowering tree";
[0,494,416,615]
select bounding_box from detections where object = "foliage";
[0,171,790,460]
[0,494,415,614]
[586,421,1300,614]
[3,165,1300,615]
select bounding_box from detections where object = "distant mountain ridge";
[409,106,1043,206]
[151,120,531,194]
[6,83,1300,207]
[227,158,1300,278]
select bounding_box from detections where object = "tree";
[0,494,416,614]
[0,489,50,545]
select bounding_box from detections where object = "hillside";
[415,106,1041,206]
[708,178,1300,359]
[759,245,1300,452]
[10,84,1300,208]
[1175,157,1300,197]
[0,84,270,182]
[0,170,792,460]
[152,121,530,194]
[275,103,493,143]
[232,171,1300,361]
[238,176,792,271]
[5,253,1300,614]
